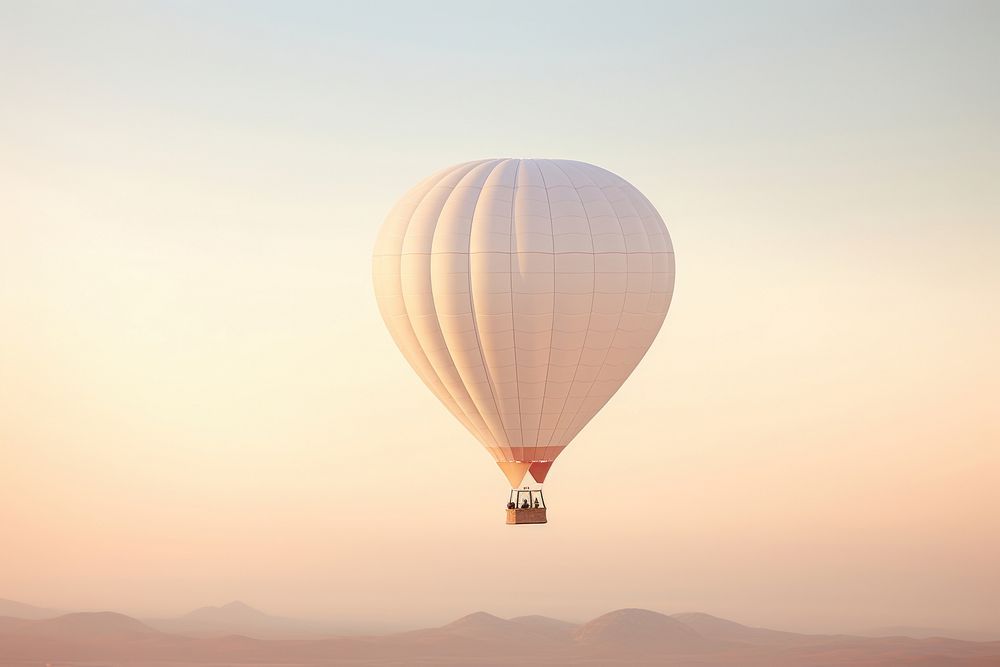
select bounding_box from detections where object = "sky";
[1,0,998,635]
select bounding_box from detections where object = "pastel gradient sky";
[2,1,998,633]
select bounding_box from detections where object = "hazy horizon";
[4,604,999,666]
[2,0,998,638]
[3,596,1000,640]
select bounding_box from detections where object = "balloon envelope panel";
[373,159,674,485]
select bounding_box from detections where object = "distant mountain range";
[0,597,62,620]
[0,599,997,665]
[856,625,1000,643]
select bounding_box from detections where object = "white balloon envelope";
[373,159,675,508]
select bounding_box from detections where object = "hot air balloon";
[372,159,674,524]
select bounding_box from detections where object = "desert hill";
[0,597,60,620]
[858,625,1000,642]
[146,600,334,639]
[574,608,719,653]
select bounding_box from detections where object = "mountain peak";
[673,611,747,629]
[436,611,556,643]
[585,608,687,629]
[181,601,270,622]
[445,611,509,628]
[575,608,715,653]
